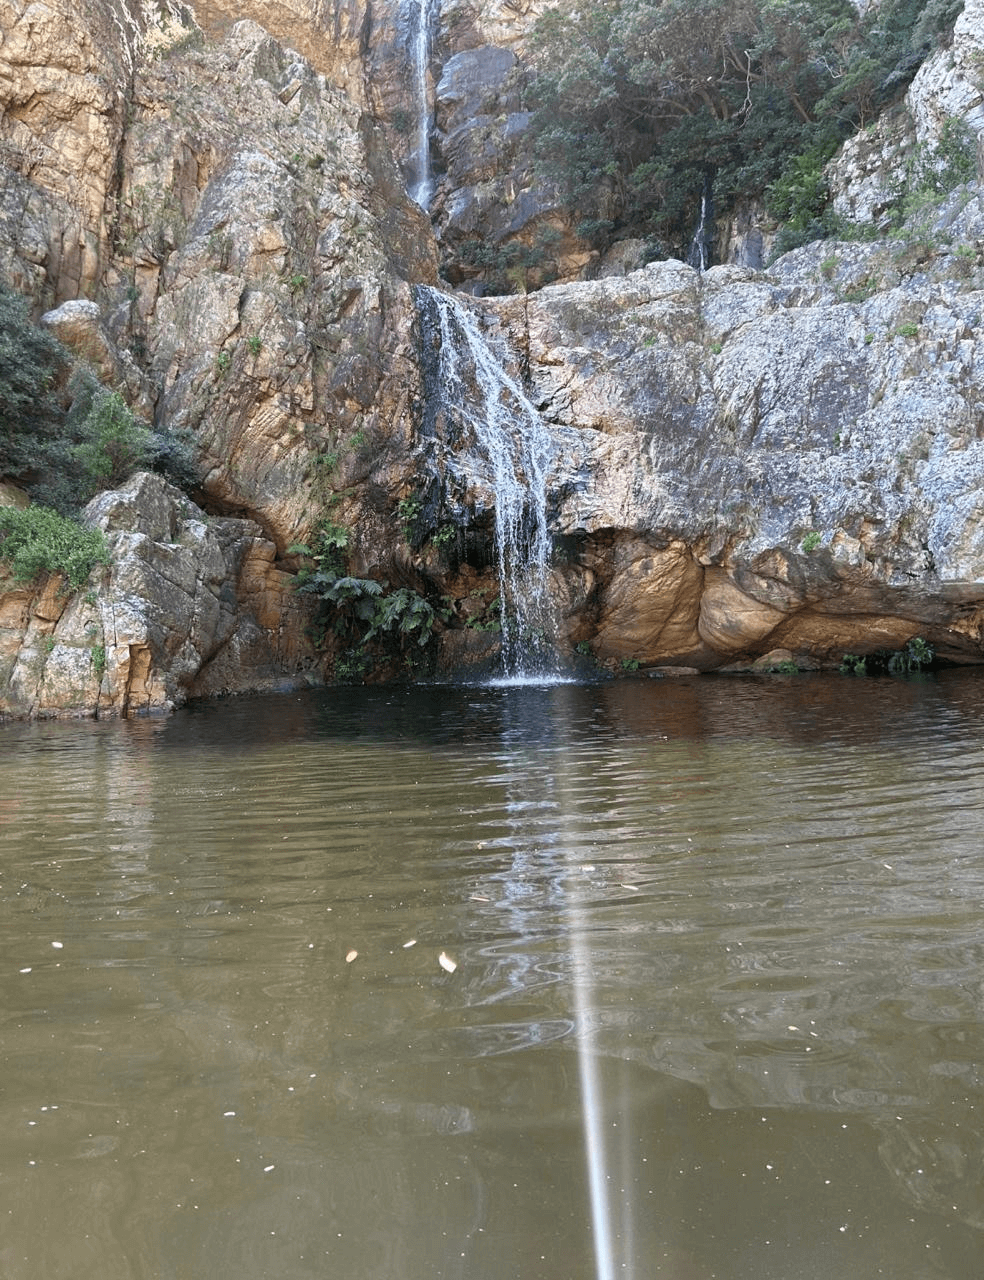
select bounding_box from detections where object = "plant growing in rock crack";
[801,531,823,553]
[840,637,934,676]
[396,494,424,544]
[464,597,502,633]
[431,524,457,550]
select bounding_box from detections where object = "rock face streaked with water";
[4,0,984,713]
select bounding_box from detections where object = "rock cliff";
[3,0,984,715]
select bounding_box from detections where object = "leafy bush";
[839,637,934,675]
[72,386,156,494]
[2,284,199,511]
[363,587,443,648]
[890,117,977,230]
[0,505,110,588]
[0,284,69,485]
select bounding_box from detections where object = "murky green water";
[3,672,984,1279]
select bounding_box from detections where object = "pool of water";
[2,672,984,1278]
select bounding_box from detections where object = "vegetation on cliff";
[523,0,966,258]
[1,282,201,593]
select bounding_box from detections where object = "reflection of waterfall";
[406,0,436,209]
[494,686,631,1280]
[686,173,714,272]
[417,286,559,680]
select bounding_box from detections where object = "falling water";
[416,286,559,680]
[406,0,436,208]
[686,173,714,272]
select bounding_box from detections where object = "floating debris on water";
[438,952,457,974]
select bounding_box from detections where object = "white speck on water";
[51,941,63,949]
[438,952,457,973]
[263,1165,275,1172]
[403,939,417,948]
[223,1111,236,1117]
[19,968,31,974]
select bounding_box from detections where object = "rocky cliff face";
[3,0,984,715]
[487,223,984,669]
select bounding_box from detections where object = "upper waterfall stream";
[405,0,436,209]
[417,286,560,681]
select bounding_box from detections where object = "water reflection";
[2,673,984,1277]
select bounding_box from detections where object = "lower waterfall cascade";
[416,286,562,681]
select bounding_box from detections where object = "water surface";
[2,672,984,1279]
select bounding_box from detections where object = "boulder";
[0,473,319,719]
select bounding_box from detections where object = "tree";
[0,284,69,485]
[523,0,964,260]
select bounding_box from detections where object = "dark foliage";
[523,0,966,259]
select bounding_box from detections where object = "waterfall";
[406,0,436,209]
[686,173,714,272]
[417,286,559,680]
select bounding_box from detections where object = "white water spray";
[417,286,558,679]
[687,174,713,273]
[407,0,436,208]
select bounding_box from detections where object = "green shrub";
[396,494,423,544]
[71,387,156,495]
[0,284,69,485]
[364,587,443,648]
[801,531,823,553]
[840,637,934,675]
[0,505,110,588]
